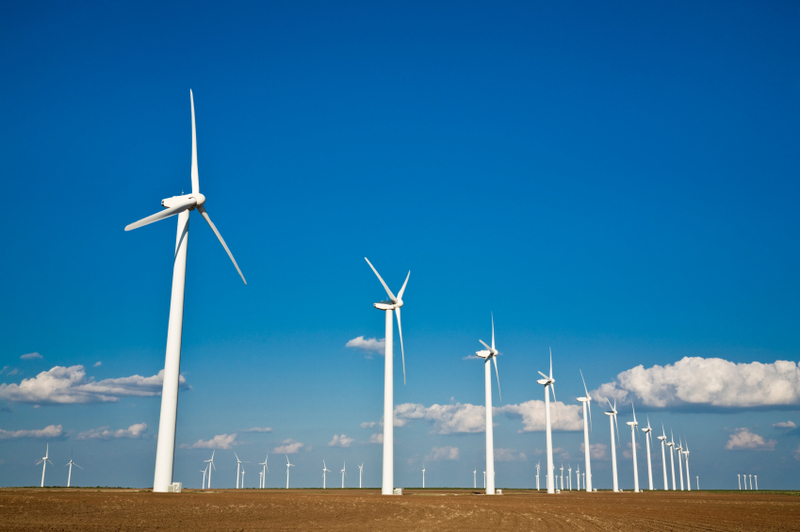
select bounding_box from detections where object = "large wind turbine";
[285,456,294,489]
[204,450,216,489]
[676,439,685,490]
[577,370,593,492]
[626,403,640,493]
[322,460,331,489]
[642,418,654,490]
[64,453,82,488]
[658,426,669,490]
[125,91,246,493]
[537,349,557,494]
[364,258,409,496]
[476,314,502,495]
[36,444,53,488]
[683,441,691,492]
[259,454,269,489]
[604,398,620,492]
[667,431,677,490]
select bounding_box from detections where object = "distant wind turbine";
[575,464,581,491]
[341,462,347,489]
[676,438,684,490]
[204,450,216,489]
[682,441,691,492]
[64,453,82,488]
[626,403,640,493]
[241,467,245,488]
[36,444,53,488]
[476,313,502,495]
[754,475,758,490]
[560,463,564,491]
[536,349,557,494]
[667,431,677,490]
[364,258,409,496]
[421,464,426,488]
[259,454,269,489]
[535,462,540,491]
[577,370,593,492]
[473,469,477,489]
[234,452,244,489]
[358,463,364,489]
[322,460,331,489]
[604,398,620,492]
[567,464,572,490]
[657,426,669,490]
[126,91,247,493]
[738,473,741,490]
[642,418,654,490]
[285,456,294,489]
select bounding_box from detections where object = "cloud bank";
[180,433,238,450]
[0,365,187,404]
[0,424,63,439]
[725,428,776,451]
[76,423,148,440]
[592,357,800,409]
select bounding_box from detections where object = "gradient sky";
[1,1,799,490]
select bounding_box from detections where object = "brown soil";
[0,488,797,531]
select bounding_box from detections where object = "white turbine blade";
[549,347,553,378]
[551,383,557,404]
[493,355,502,405]
[537,370,548,380]
[286,455,290,464]
[124,198,196,231]
[234,452,240,462]
[479,339,492,351]
[75,463,83,469]
[190,90,199,195]
[615,415,620,444]
[395,307,406,385]
[364,258,396,301]
[36,459,43,465]
[632,402,637,423]
[397,271,410,300]
[197,205,247,285]
[491,312,495,350]
[579,369,590,399]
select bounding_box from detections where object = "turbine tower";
[36,444,53,488]
[577,370,593,492]
[259,454,269,489]
[683,441,691,491]
[204,450,216,489]
[473,469,477,489]
[642,417,654,490]
[201,465,208,489]
[475,313,502,495]
[322,460,331,489]
[535,462,540,491]
[64,453,82,488]
[658,425,669,490]
[285,456,294,489]
[358,463,364,489]
[626,403,640,493]
[560,463,564,491]
[567,464,572,490]
[364,258,409,496]
[422,464,426,489]
[738,474,741,490]
[536,349,557,494]
[667,431,677,490]
[676,438,684,490]
[576,464,581,490]
[604,399,620,492]
[125,91,246,493]
[341,462,347,488]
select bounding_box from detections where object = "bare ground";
[0,488,797,531]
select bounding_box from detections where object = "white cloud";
[580,442,607,460]
[76,423,148,440]
[0,424,62,439]
[495,448,526,462]
[395,402,485,434]
[328,434,354,447]
[273,439,304,454]
[425,446,459,461]
[360,421,377,428]
[773,421,796,429]
[180,433,238,450]
[0,366,19,376]
[93,362,102,367]
[241,427,272,433]
[0,365,187,405]
[369,433,383,444]
[346,336,385,356]
[20,352,42,360]
[499,400,584,432]
[725,428,776,451]
[592,357,800,409]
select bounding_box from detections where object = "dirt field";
[1,488,797,531]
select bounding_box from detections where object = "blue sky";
[1,1,799,490]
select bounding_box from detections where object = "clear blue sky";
[1,1,799,490]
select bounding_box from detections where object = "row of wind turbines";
[34,444,82,488]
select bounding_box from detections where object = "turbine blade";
[493,355,502,405]
[615,416,620,444]
[491,312,495,350]
[588,396,593,432]
[580,369,589,399]
[479,339,491,350]
[632,402,637,423]
[364,258,396,301]
[124,198,196,231]
[190,90,199,195]
[235,452,240,462]
[197,205,247,285]
[550,383,557,404]
[397,271,410,299]
[549,347,553,379]
[537,370,548,379]
[75,464,83,469]
[395,307,406,385]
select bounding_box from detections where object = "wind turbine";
[358,463,364,489]
[748,474,752,490]
[322,460,331,489]
[364,258,409,496]
[421,464,426,489]
[285,456,294,489]
[577,370,593,492]
[64,453,82,488]
[259,454,269,489]
[536,349,557,494]
[125,91,247,493]
[755,475,758,490]
[667,431,677,490]
[473,469,477,489]
[241,467,245,488]
[642,417,654,490]
[341,462,347,489]
[36,444,53,488]
[483,470,486,489]
[559,463,564,491]
[676,438,684,490]
[604,398,620,492]
[658,425,669,490]
[567,464,572,490]
[626,403,640,493]
[576,464,581,490]
[234,452,244,489]
[204,450,216,489]
[738,473,741,490]
[201,465,208,489]
[476,313,502,495]
[683,441,691,491]
[535,462,540,491]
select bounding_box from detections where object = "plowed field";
[1,488,797,531]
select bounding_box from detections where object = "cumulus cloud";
[425,446,459,461]
[580,442,607,460]
[93,362,102,367]
[0,424,63,439]
[20,352,42,360]
[0,365,187,405]
[241,427,272,433]
[360,421,377,428]
[395,402,485,434]
[273,439,304,454]
[773,421,796,429]
[346,336,385,357]
[76,423,148,440]
[369,433,383,444]
[725,428,776,451]
[499,400,583,432]
[180,433,238,450]
[495,448,526,462]
[328,434,354,447]
[592,357,800,409]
